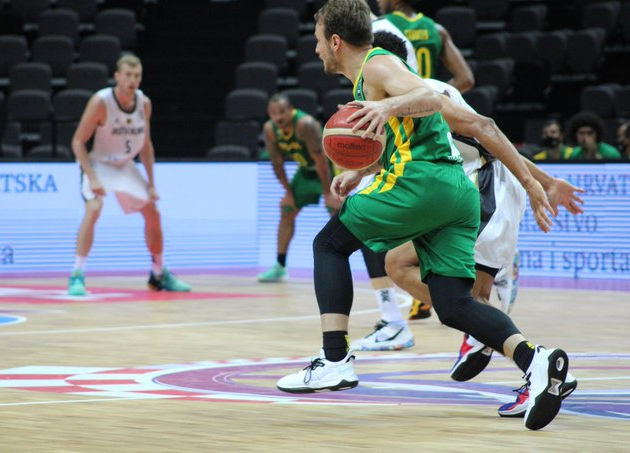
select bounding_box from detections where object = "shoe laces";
[372,320,388,331]
[303,357,325,383]
[513,382,529,395]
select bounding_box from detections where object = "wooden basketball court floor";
[0,270,628,452]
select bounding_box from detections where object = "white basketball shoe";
[276,350,359,394]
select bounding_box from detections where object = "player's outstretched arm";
[521,157,585,215]
[440,96,554,232]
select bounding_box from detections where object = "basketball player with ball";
[278,0,572,431]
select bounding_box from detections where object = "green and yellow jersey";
[383,12,442,79]
[270,109,316,169]
[353,47,461,172]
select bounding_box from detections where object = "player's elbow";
[457,73,475,94]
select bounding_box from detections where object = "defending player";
[68,54,190,296]
[257,93,340,282]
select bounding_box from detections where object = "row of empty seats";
[0,88,91,158]
[0,35,120,80]
[1,6,143,49]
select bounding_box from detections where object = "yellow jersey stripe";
[391,11,424,21]
[352,47,384,95]
[378,116,414,193]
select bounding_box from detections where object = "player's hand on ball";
[345,100,390,138]
[331,171,362,202]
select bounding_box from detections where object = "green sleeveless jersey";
[271,109,315,169]
[353,48,462,174]
[383,12,442,79]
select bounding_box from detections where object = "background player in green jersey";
[277,0,572,431]
[376,0,474,93]
[258,93,340,282]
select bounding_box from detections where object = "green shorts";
[288,167,323,210]
[340,161,479,281]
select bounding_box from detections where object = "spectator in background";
[616,121,630,160]
[532,119,573,161]
[567,112,621,160]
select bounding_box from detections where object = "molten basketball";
[322,107,386,170]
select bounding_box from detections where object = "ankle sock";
[323,330,349,362]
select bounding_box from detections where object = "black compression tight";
[313,214,363,316]
[360,246,388,279]
[426,273,521,354]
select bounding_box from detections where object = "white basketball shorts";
[474,160,526,270]
[81,160,150,214]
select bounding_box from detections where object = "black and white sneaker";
[524,346,569,430]
[350,320,415,351]
[450,334,493,381]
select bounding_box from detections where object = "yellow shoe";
[408,299,431,320]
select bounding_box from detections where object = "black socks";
[323,331,349,362]
[513,341,536,373]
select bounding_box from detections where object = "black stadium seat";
[475,58,514,100]
[474,33,507,61]
[235,62,278,95]
[53,89,92,121]
[510,5,547,32]
[214,120,261,156]
[66,62,108,92]
[582,1,622,41]
[9,62,52,93]
[264,0,308,19]
[95,8,139,50]
[580,84,620,117]
[566,28,606,75]
[31,36,75,78]
[536,31,569,74]
[282,88,318,117]
[463,86,498,117]
[298,61,342,100]
[224,89,269,122]
[78,35,122,74]
[57,0,98,22]
[434,7,476,49]
[37,9,80,44]
[322,88,353,121]
[244,34,288,72]
[258,8,299,47]
[0,36,28,84]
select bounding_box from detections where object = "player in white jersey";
[68,54,190,296]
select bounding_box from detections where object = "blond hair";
[116,54,142,72]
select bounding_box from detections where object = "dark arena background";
[0,0,629,451]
